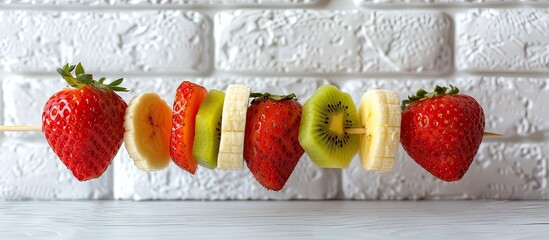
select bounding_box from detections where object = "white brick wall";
[457,9,549,72]
[0,0,548,200]
[216,10,451,74]
[0,10,210,73]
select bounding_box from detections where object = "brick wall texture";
[0,0,548,200]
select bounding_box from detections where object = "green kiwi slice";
[299,85,360,168]
[193,90,225,169]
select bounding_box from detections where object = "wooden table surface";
[1,201,548,239]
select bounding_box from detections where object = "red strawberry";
[170,81,207,174]
[244,93,305,191]
[400,85,485,182]
[42,63,128,181]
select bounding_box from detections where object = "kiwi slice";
[193,90,225,169]
[299,85,360,168]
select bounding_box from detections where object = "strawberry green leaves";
[57,63,129,92]
[249,92,297,102]
[401,85,459,109]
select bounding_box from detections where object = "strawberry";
[170,81,207,174]
[400,85,485,182]
[42,63,128,181]
[244,93,305,191]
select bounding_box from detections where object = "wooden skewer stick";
[0,125,504,139]
[345,127,502,138]
[0,125,42,132]
[345,128,366,135]
[483,132,503,138]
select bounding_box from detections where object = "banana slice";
[358,90,401,172]
[124,92,173,171]
[217,85,251,170]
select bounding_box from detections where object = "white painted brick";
[216,10,451,74]
[356,0,548,6]
[114,77,340,200]
[0,142,113,200]
[457,9,549,72]
[342,78,549,200]
[2,0,319,5]
[0,10,210,73]
[2,77,65,139]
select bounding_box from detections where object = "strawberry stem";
[250,92,297,102]
[56,63,129,92]
[401,85,459,110]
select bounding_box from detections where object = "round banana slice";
[124,92,173,171]
[358,90,401,172]
[217,85,251,170]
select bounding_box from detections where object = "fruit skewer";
[0,99,499,186]
[0,63,501,190]
[0,125,501,137]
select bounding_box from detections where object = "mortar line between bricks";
[0,2,547,10]
[3,71,549,80]
[448,9,457,78]
[0,79,4,143]
[354,3,549,9]
[0,4,367,11]
[0,4,322,11]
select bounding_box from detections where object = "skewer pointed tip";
[483,132,503,138]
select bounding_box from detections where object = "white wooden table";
[1,201,548,239]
